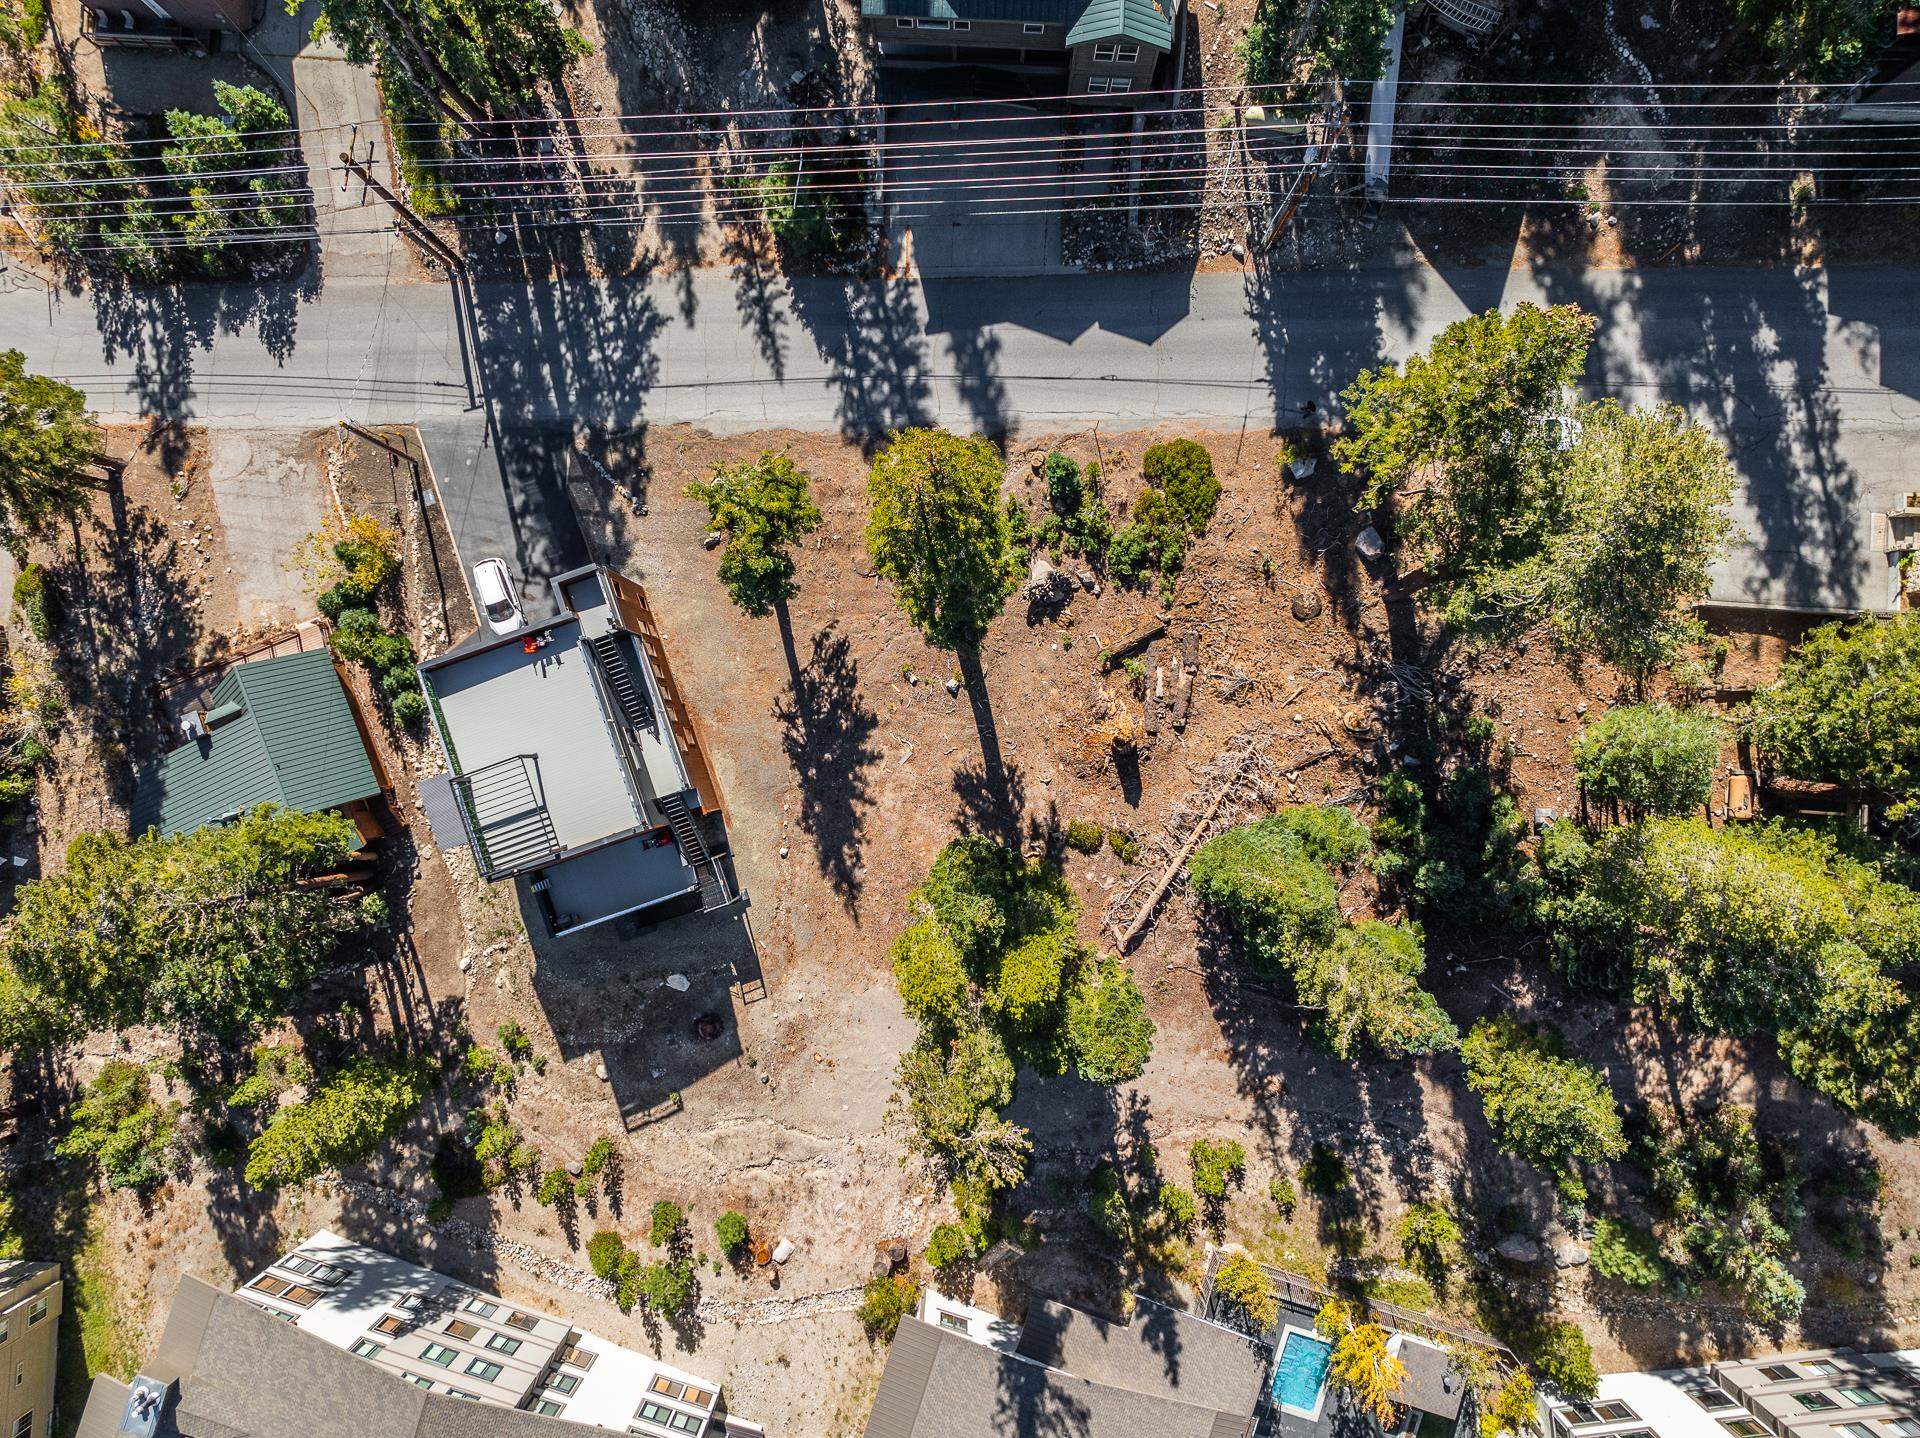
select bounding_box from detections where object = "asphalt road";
[6,261,1917,613]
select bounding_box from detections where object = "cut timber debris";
[1171,630,1200,732]
[1099,620,1167,671]
[1105,729,1332,952]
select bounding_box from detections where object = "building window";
[280,1256,315,1276]
[1886,1423,1920,1438]
[636,1402,703,1434]
[350,1340,385,1359]
[895,15,911,25]
[12,1414,29,1438]
[445,1320,480,1341]
[25,1299,45,1328]
[280,1286,320,1308]
[532,1400,564,1417]
[937,1311,968,1332]
[422,1344,459,1368]
[1798,1394,1841,1412]
[1593,1405,1638,1423]
[1841,1390,1882,1408]
[310,1263,349,1286]
[465,1358,504,1383]
[375,1315,409,1336]
[1842,1425,1878,1438]
[555,1343,597,1371]
[1760,1367,1799,1382]
[248,1275,291,1297]
[1023,21,1044,32]
[398,1293,428,1311]
[1107,77,1132,92]
[485,1334,522,1356]
[1687,1389,1738,1412]
[917,17,948,27]
[1722,1421,1766,1437]
[446,1389,481,1401]
[1808,1362,1843,1377]
[463,1299,498,1319]
[547,1373,581,1396]
[402,1374,433,1389]
[1092,41,1139,62]
[505,1312,539,1332]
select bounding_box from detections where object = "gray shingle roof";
[1015,1297,1266,1416]
[865,1311,1255,1438]
[1393,1338,1466,1420]
[78,1279,574,1438]
[134,648,382,838]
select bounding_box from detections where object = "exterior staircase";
[587,631,657,735]
[660,791,732,911]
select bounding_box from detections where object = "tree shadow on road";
[788,272,934,451]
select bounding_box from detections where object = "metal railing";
[452,754,560,878]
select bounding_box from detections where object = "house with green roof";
[859,0,1182,100]
[133,647,388,844]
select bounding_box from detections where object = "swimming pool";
[1270,1326,1335,1419]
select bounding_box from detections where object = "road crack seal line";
[327,1178,861,1323]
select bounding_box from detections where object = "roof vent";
[119,1376,172,1438]
[180,711,207,741]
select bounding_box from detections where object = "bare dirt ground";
[15,420,1920,1438]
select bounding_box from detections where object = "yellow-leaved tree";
[1316,1298,1408,1428]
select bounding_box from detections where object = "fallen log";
[1099,620,1167,671]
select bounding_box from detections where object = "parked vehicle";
[472,558,524,636]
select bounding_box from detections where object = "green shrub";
[1063,819,1105,855]
[1108,488,1194,597]
[1190,1137,1246,1201]
[496,1022,534,1063]
[316,583,368,621]
[580,1136,615,1183]
[1141,439,1219,531]
[57,1060,179,1191]
[390,690,427,728]
[12,564,57,641]
[1044,452,1083,512]
[650,1200,685,1248]
[1107,829,1141,863]
[586,1230,626,1280]
[1269,1176,1298,1218]
[1190,814,1344,975]
[715,1210,749,1255]
[633,1256,695,1315]
[1159,1183,1198,1234]
[1372,766,1539,929]
[925,1221,974,1272]
[1398,1202,1462,1275]
[536,1168,574,1207]
[1530,1320,1599,1400]
[1573,704,1723,819]
[1589,1216,1664,1287]
[857,1274,916,1342]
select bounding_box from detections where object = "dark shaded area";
[952,644,1024,843]
[787,272,935,450]
[773,610,880,916]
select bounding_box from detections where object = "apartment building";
[77,1232,757,1438]
[1549,1349,1920,1438]
[0,1262,60,1438]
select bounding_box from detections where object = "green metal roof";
[862,1,1073,20]
[1065,0,1175,49]
[135,648,382,838]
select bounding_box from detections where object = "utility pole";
[336,149,465,274]
[1257,101,1346,252]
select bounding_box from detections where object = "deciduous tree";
[3,806,363,1038]
[1747,613,1920,815]
[1317,1297,1408,1427]
[1572,703,1724,820]
[0,348,100,554]
[1337,303,1595,630]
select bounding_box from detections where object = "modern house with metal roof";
[858,0,1183,99]
[864,1288,1266,1438]
[76,1232,762,1438]
[132,646,387,844]
[416,564,735,939]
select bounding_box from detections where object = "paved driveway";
[883,101,1072,277]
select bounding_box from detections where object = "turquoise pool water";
[1271,1329,1335,1414]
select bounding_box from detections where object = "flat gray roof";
[539,833,695,933]
[426,623,639,853]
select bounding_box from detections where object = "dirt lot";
[14,419,1920,1438]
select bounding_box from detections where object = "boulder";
[1549,1231,1591,1269]
[1495,1233,1547,1266]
